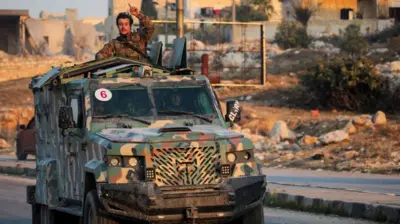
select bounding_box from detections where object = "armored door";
[63,93,85,200]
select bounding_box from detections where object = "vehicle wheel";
[40,205,55,224]
[84,190,119,224]
[17,152,27,160]
[16,140,27,160]
[242,203,264,224]
[31,203,40,224]
[228,203,264,224]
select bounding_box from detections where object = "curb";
[0,166,36,178]
[264,191,400,223]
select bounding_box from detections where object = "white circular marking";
[95,88,112,101]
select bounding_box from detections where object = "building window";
[340,8,354,20]
[43,36,49,44]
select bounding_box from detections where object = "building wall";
[0,16,20,55]
[281,0,378,21]
[65,8,78,21]
[311,0,358,20]
[269,0,285,22]
[389,0,400,7]
[41,20,66,54]
[359,0,378,19]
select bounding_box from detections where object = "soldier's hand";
[129,4,139,17]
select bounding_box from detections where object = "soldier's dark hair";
[116,12,133,26]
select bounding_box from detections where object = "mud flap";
[35,158,59,207]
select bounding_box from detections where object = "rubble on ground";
[308,40,341,55]
[0,138,10,149]
[234,108,398,174]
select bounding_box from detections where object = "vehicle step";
[52,205,83,217]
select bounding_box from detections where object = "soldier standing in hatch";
[95,4,155,61]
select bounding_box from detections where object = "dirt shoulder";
[216,74,400,175]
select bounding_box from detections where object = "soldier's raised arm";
[95,42,114,60]
[129,4,155,42]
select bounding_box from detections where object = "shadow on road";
[0,218,30,224]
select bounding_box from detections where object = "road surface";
[263,167,400,196]
[1,155,399,196]
[0,174,381,224]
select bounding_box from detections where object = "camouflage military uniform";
[95,12,155,61]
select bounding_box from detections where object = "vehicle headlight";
[110,158,120,166]
[227,153,236,162]
[128,157,138,167]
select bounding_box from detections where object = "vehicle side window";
[69,95,83,128]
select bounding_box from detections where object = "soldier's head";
[116,12,133,36]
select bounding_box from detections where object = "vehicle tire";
[84,190,119,224]
[228,203,264,224]
[40,205,55,224]
[31,203,41,224]
[16,140,27,160]
[241,203,264,224]
[17,152,27,160]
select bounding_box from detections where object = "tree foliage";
[141,0,158,19]
[221,0,274,22]
[304,56,384,111]
[275,21,310,49]
[339,24,369,58]
[291,0,322,28]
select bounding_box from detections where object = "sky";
[0,0,108,19]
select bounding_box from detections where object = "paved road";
[2,155,399,196]
[0,174,381,224]
[263,167,400,196]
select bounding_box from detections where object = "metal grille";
[152,146,220,186]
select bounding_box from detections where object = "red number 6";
[100,90,107,98]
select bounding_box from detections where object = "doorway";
[389,7,400,23]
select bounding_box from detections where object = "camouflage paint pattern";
[35,158,58,207]
[30,56,265,213]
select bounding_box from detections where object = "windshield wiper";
[93,114,151,125]
[157,110,213,123]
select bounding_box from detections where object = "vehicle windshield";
[92,85,216,119]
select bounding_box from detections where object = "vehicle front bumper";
[97,175,267,223]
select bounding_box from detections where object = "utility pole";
[177,0,184,37]
[165,0,168,47]
[232,0,236,43]
[232,0,236,22]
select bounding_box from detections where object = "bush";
[315,35,342,48]
[367,23,400,43]
[304,56,384,111]
[221,5,268,22]
[275,21,311,50]
[339,24,369,58]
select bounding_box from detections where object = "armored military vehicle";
[26,37,267,224]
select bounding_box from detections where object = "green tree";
[291,0,322,28]
[251,0,274,20]
[275,21,310,49]
[220,0,274,22]
[141,0,158,19]
[340,24,369,59]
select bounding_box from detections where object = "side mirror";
[58,106,75,129]
[225,100,241,123]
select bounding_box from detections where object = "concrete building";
[0,10,29,55]
[0,8,105,60]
